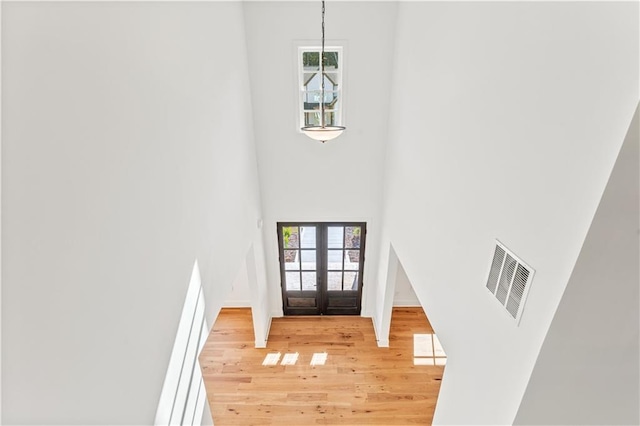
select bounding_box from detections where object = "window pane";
[327,250,343,270]
[327,227,344,248]
[304,51,339,68]
[303,112,320,127]
[284,250,299,270]
[302,92,339,106]
[286,272,301,291]
[283,226,299,248]
[302,272,317,291]
[300,250,316,270]
[325,72,340,87]
[304,78,320,96]
[345,227,361,248]
[303,73,339,93]
[303,90,321,106]
[323,90,339,106]
[344,272,358,291]
[303,51,319,70]
[323,51,339,69]
[303,71,316,80]
[303,73,339,91]
[303,111,337,127]
[345,250,360,270]
[302,72,316,90]
[327,272,342,291]
[323,111,337,126]
[300,226,316,248]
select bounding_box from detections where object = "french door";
[277,222,366,315]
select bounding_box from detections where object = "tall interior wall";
[1,2,265,423]
[378,2,638,424]
[514,106,639,425]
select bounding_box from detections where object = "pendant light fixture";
[301,1,345,143]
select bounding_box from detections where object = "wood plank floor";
[200,307,444,425]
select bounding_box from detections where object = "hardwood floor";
[200,307,444,425]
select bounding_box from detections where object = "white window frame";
[297,45,345,132]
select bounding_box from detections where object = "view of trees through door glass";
[278,223,366,315]
[282,225,318,291]
[327,226,361,291]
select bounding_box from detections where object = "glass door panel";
[279,224,321,314]
[323,224,364,315]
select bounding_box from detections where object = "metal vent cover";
[486,241,534,324]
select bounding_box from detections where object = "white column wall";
[379,2,638,424]
[224,259,252,308]
[2,2,265,424]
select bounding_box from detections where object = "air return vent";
[486,241,534,324]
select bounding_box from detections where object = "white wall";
[0,3,4,419]
[221,241,271,347]
[223,258,252,308]
[514,105,639,425]
[393,258,420,307]
[243,1,398,317]
[245,238,271,348]
[378,2,638,424]
[2,2,265,423]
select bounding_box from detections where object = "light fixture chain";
[321,0,325,128]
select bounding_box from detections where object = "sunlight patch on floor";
[262,353,281,366]
[310,352,328,366]
[281,352,299,365]
[414,333,447,366]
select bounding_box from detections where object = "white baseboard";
[377,339,390,348]
[393,301,421,307]
[222,300,252,308]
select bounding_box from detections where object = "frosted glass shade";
[301,125,346,143]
